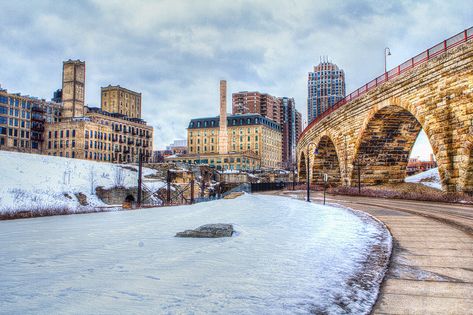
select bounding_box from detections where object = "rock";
[75,192,89,206]
[175,224,234,238]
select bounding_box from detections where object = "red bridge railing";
[299,26,473,142]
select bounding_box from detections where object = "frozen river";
[0,194,390,314]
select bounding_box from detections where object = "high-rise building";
[101,85,142,119]
[62,59,85,119]
[279,97,302,169]
[307,59,346,123]
[232,91,280,123]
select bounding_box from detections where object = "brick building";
[232,91,302,169]
[168,81,282,170]
[101,85,142,119]
[0,59,154,163]
[0,87,62,153]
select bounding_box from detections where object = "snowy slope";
[0,194,390,314]
[0,151,157,214]
[405,167,442,190]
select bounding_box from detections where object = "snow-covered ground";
[405,167,442,190]
[0,194,391,314]
[0,151,158,214]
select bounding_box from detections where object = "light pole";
[384,47,391,73]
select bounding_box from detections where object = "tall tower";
[307,58,345,123]
[218,80,228,155]
[62,60,85,119]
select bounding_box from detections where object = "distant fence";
[250,181,305,192]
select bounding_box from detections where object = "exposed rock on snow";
[75,192,89,206]
[175,223,234,238]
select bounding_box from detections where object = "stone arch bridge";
[297,28,473,193]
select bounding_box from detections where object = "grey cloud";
[0,0,471,149]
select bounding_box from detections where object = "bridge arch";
[351,99,443,188]
[312,135,342,186]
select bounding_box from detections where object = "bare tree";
[113,166,126,188]
[89,166,97,195]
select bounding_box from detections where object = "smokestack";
[218,80,228,154]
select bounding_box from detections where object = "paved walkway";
[260,191,473,314]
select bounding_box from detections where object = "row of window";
[48,129,77,139]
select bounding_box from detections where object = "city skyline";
[0,1,471,157]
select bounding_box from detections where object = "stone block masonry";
[297,36,473,193]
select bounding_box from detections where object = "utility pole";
[190,179,195,204]
[323,173,328,205]
[166,170,171,204]
[137,153,143,207]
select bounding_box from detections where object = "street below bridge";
[259,190,473,314]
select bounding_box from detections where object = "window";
[0,116,7,124]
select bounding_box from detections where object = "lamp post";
[384,47,391,73]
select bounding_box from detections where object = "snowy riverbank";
[0,151,156,215]
[0,194,391,314]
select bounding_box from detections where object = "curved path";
[260,191,473,314]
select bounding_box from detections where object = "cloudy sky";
[0,1,471,157]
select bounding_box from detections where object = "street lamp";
[384,47,391,73]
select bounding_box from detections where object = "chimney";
[218,80,228,154]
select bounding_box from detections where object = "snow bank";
[0,194,391,314]
[0,151,157,214]
[405,167,441,189]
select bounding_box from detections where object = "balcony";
[123,148,130,154]
[143,143,149,148]
[31,134,43,141]
[31,116,45,123]
[123,128,129,133]
[31,106,45,113]
[119,138,126,143]
[127,139,134,145]
[145,133,151,139]
[114,147,121,152]
[31,124,44,132]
